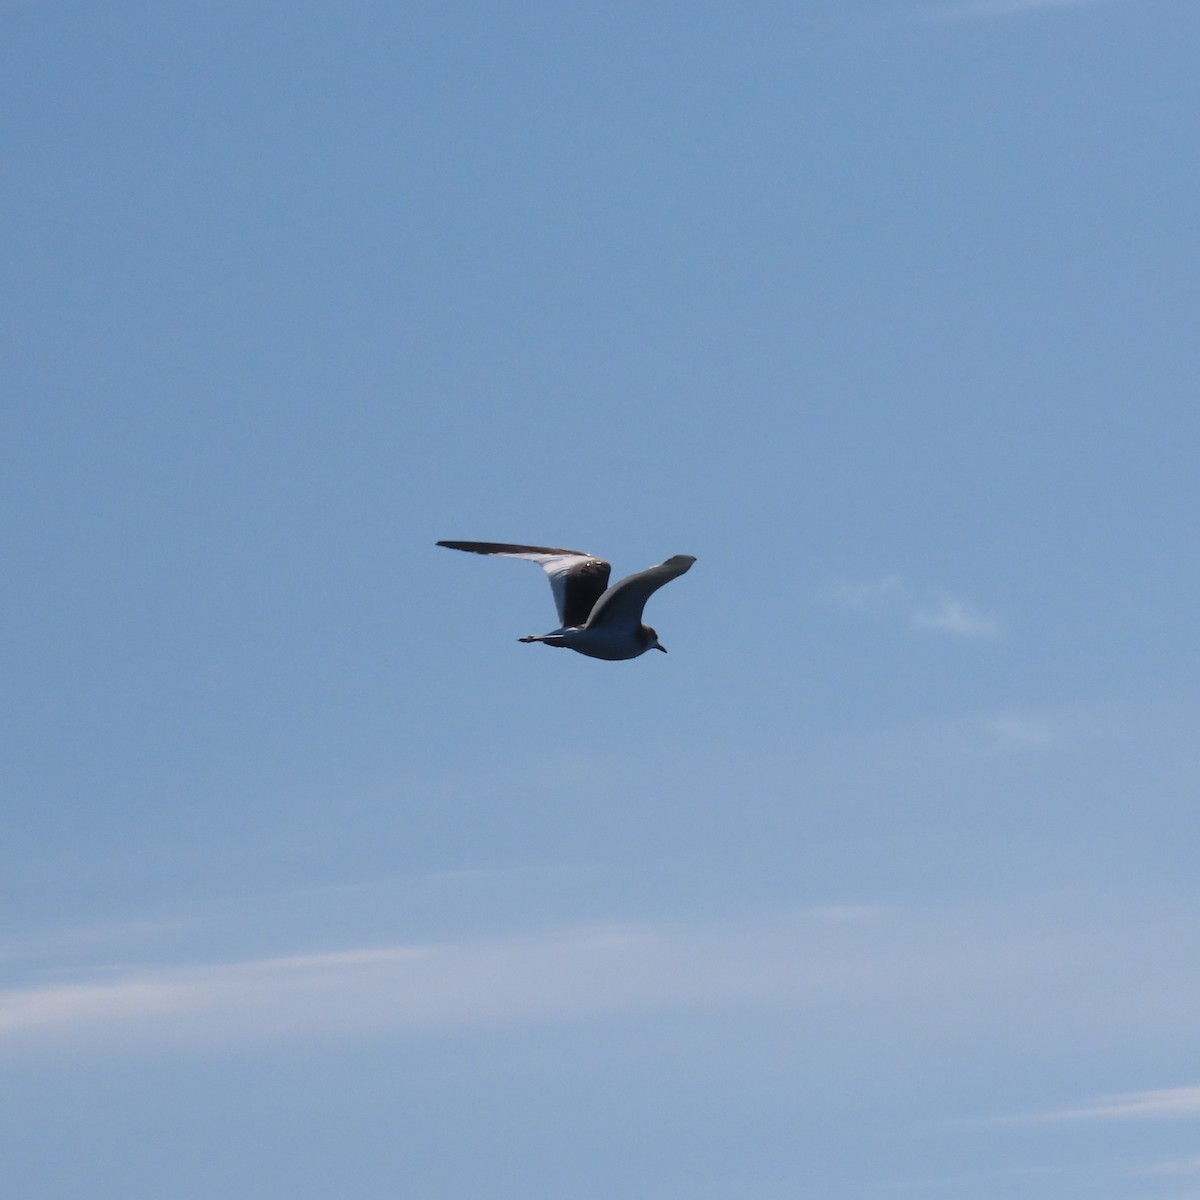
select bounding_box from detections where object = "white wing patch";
[491,551,600,626]
[436,542,611,626]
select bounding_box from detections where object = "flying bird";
[437,541,696,660]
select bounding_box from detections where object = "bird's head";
[640,624,667,653]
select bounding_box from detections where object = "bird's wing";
[436,541,612,627]
[585,555,696,629]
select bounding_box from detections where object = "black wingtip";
[436,540,591,557]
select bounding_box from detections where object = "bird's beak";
[653,642,667,653]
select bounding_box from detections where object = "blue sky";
[3,0,1199,1195]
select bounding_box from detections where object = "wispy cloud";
[0,928,670,1043]
[0,900,1095,1051]
[828,576,1000,638]
[1130,1155,1200,1178]
[984,712,1057,746]
[1032,1086,1200,1122]
[911,596,1000,638]
[830,575,904,612]
[8,893,1200,1058]
[0,909,892,1048]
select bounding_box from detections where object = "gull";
[437,541,696,660]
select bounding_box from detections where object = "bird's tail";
[519,633,569,648]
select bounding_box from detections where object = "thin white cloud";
[829,576,1000,638]
[7,894,1200,1057]
[984,713,1057,745]
[0,979,194,1035]
[0,929,669,1043]
[0,910,892,1048]
[803,905,886,923]
[1130,1155,1200,1177]
[911,596,1000,638]
[1033,1086,1200,1122]
[830,575,904,612]
[0,901,1085,1051]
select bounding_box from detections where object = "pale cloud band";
[0,912,887,1048]
[1034,1086,1200,1122]
[911,596,1001,638]
[1133,1155,1200,1178]
[5,895,1200,1056]
[829,576,1000,638]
